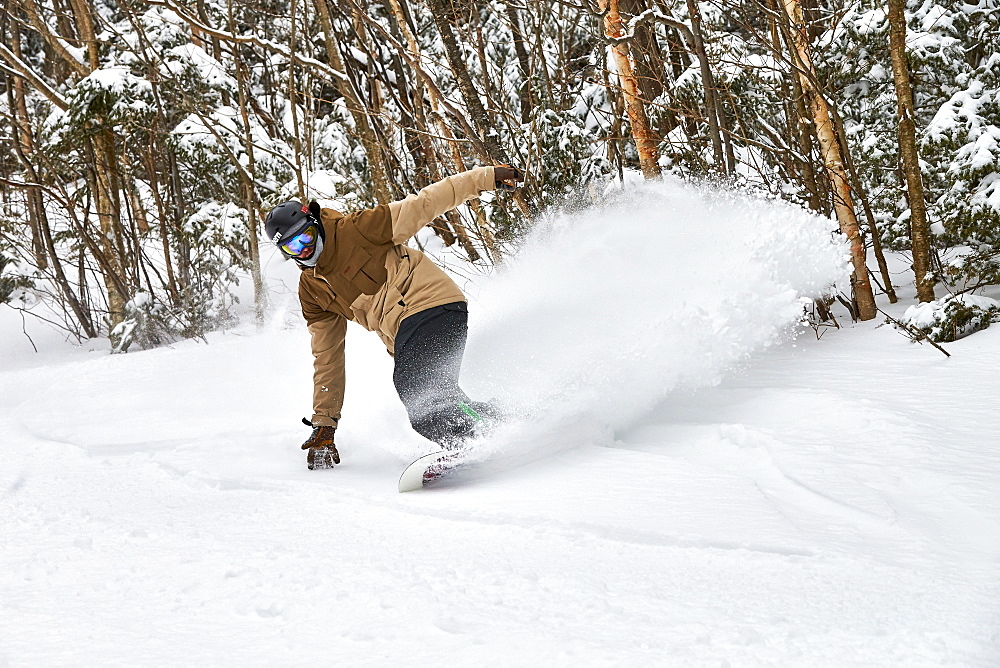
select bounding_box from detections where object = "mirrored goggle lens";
[280,225,317,256]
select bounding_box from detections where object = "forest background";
[1,0,997,352]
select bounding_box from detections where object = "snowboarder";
[265,165,525,469]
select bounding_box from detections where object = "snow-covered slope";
[2,180,998,664]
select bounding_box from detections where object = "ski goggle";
[279,223,319,257]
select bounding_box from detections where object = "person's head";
[265,201,322,262]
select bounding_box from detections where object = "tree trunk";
[621,0,667,104]
[65,0,99,70]
[6,72,95,336]
[829,107,899,303]
[888,0,935,302]
[287,0,306,197]
[775,5,822,213]
[61,0,131,334]
[8,23,47,269]
[313,0,392,204]
[772,2,831,213]
[385,0,490,262]
[120,152,149,235]
[90,136,129,331]
[144,142,179,305]
[357,0,533,217]
[600,0,661,179]
[143,69,182,305]
[230,2,269,323]
[781,0,877,320]
[505,2,534,124]
[425,0,510,164]
[683,0,729,173]
[384,0,453,240]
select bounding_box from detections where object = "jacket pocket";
[341,247,381,294]
[340,246,369,278]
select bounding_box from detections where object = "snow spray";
[461,176,849,453]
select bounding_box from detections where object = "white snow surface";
[2,179,999,664]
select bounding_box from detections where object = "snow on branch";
[146,0,347,82]
[600,7,696,49]
[0,43,69,110]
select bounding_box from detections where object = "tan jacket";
[299,166,495,427]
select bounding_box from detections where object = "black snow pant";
[393,302,481,449]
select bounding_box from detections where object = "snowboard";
[398,449,471,492]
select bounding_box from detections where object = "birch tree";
[780,0,877,320]
[599,0,661,179]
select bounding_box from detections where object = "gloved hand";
[494,164,525,192]
[301,420,340,470]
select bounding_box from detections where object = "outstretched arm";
[388,166,495,244]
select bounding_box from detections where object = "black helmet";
[265,200,314,246]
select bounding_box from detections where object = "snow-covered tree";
[1,0,998,348]
[827,0,1000,293]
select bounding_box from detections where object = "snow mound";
[465,177,849,431]
[901,292,1000,342]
